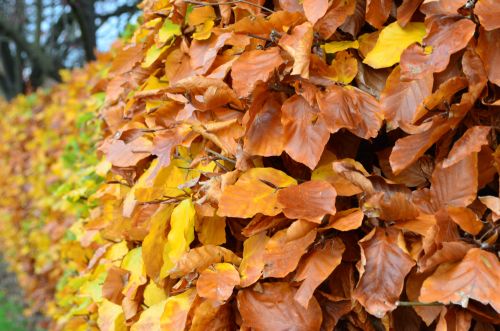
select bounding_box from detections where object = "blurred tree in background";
[0,0,140,99]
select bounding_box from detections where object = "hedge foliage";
[0,0,499,330]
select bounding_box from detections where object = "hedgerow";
[0,0,499,330]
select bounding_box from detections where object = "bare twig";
[205,148,236,164]
[396,301,444,307]
[183,0,275,13]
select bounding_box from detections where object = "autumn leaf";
[239,232,269,287]
[315,0,356,39]
[231,47,284,98]
[217,168,296,218]
[366,0,392,29]
[475,0,500,31]
[196,263,240,302]
[237,283,323,331]
[303,0,329,25]
[279,22,314,79]
[353,227,415,318]
[400,17,476,80]
[277,180,337,223]
[281,95,330,169]
[160,198,197,278]
[363,21,426,69]
[97,299,126,331]
[380,65,433,129]
[419,248,500,313]
[294,237,345,308]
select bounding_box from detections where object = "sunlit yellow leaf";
[160,288,197,330]
[323,40,359,54]
[193,20,215,40]
[158,19,181,45]
[97,299,126,331]
[363,22,426,68]
[187,6,216,26]
[160,198,196,278]
[143,281,167,307]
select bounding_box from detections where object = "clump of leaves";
[2,0,500,330]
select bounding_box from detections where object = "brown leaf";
[366,0,392,29]
[477,28,500,86]
[294,237,345,308]
[316,85,383,139]
[475,0,500,31]
[263,220,317,278]
[419,248,500,313]
[381,65,433,129]
[231,47,284,98]
[277,180,337,223]
[237,282,323,331]
[281,95,330,169]
[279,22,314,78]
[353,227,415,318]
[443,126,490,168]
[100,137,152,167]
[170,245,242,278]
[303,0,328,25]
[196,263,240,302]
[243,87,285,157]
[323,208,364,232]
[430,153,478,207]
[446,206,484,235]
[400,17,476,80]
[314,0,356,39]
[190,31,233,75]
[390,116,451,174]
[397,0,424,27]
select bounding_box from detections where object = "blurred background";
[0,0,141,100]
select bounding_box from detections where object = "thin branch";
[183,0,275,13]
[247,33,272,42]
[396,301,444,307]
[205,148,236,164]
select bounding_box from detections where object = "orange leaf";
[196,263,240,302]
[281,95,330,169]
[419,248,500,313]
[277,180,337,223]
[294,237,345,308]
[231,47,284,97]
[279,22,313,78]
[353,228,415,317]
[217,168,297,218]
[303,0,329,25]
[237,283,323,331]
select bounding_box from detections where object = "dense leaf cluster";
[1,0,500,330]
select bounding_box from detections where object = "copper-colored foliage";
[277,180,337,223]
[2,0,500,330]
[420,248,500,312]
[237,283,323,331]
[353,228,415,318]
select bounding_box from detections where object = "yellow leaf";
[323,40,359,54]
[363,22,426,69]
[160,198,196,278]
[143,281,167,307]
[158,19,181,45]
[142,44,171,68]
[142,205,174,280]
[193,20,215,40]
[160,288,197,330]
[97,299,126,331]
[187,6,216,26]
[196,215,226,245]
[121,247,147,298]
[130,299,167,331]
